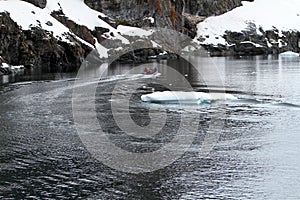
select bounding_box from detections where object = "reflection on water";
[0,55,300,199]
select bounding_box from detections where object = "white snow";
[46,0,129,44]
[141,91,237,104]
[197,0,300,46]
[144,17,155,24]
[240,41,263,48]
[117,25,154,37]
[10,65,24,70]
[151,41,161,48]
[0,0,71,41]
[95,42,108,58]
[1,63,10,68]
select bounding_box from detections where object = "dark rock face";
[85,0,243,18]
[182,0,242,17]
[0,12,23,66]
[83,0,246,40]
[279,31,300,53]
[21,0,47,8]
[0,12,92,72]
[230,42,268,56]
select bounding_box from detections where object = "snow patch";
[1,63,10,68]
[240,41,263,48]
[151,41,161,48]
[95,42,108,58]
[144,17,155,24]
[117,25,154,37]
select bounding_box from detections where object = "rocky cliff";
[0,12,91,72]
[85,0,197,38]
[186,0,242,16]
[84,0,248,38]
[1,0,298,74]
[0,0,203,73]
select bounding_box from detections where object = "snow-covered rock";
[197,0,300,56]
[0,62,24,75]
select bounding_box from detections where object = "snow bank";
[197,0,300,46]
[141,91,237,104]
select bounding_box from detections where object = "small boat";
[144,67,157,75]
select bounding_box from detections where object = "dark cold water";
[1,55,300,199]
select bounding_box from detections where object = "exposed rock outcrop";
[85,0,197,38]
[22,0,47,8]
[186,0,242,16]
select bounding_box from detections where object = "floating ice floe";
[141,91,237,104]
[279,51,300,57]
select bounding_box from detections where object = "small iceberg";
[141,91,237,104]
[279,51,299,57]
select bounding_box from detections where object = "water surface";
[0,55,300,199]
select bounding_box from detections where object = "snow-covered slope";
[197,0,300,47]
[0,0,165,62]
[2,0,205,73]
[0,0,135,59]
[0,0,73,42]
[46,0,129,44]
